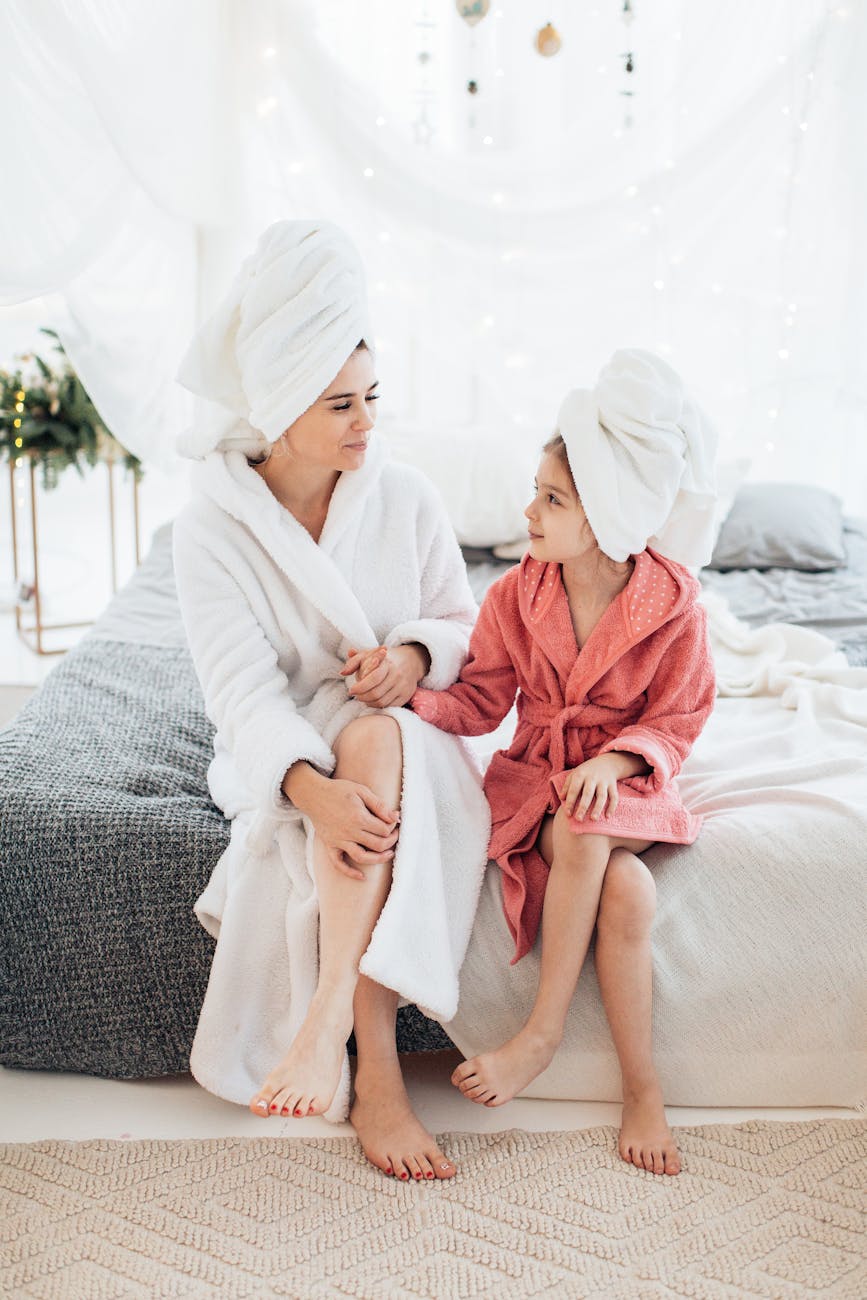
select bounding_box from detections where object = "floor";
[0,640,856,1146]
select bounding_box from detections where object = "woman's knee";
[597,849,656,938]
[334,713,402,769]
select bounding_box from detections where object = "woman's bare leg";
[250,715,399,1119]
[595,849,681,1175]
[350,976,457,1181]
[453,808,614,1106]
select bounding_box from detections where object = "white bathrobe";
[171,434,491,1120]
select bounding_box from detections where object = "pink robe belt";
[517,696,590,775]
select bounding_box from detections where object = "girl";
[351,349,717,1177]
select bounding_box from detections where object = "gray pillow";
[708,483,846,571]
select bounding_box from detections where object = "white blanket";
[449,591,867,1108]
[172,435,490,1120]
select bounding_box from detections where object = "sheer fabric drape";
[1,0,864,506]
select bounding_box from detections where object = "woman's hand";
[340,642,430,709]
[561,752,648,821]
[283,762,400,881]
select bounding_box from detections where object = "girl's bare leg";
[350,975,457,1181]
[453,808,618,1106]
[595,849,681,1175]
[250,715,399,1119]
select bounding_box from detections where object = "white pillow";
[712,457,752,549]
[381,421,540,548]
[382,422,749,559]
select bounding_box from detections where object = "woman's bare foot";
[619,1081,681,1175]
[350,1063,456,1181]
[451,1028,557,1107]
[249,988,354,1119]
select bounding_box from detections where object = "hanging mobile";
[535,23,562,58]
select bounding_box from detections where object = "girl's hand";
[340,643,430,709]
[561,754,627,822]
[284,764,400,882]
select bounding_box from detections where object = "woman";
[172,220,490,1182]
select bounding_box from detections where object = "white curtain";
[1,0,865,507]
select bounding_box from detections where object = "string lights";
[765,2,834,455]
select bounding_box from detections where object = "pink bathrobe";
[412,548,716,962]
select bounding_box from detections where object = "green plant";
[0,328,143,490]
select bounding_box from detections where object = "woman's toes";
[250,1094,271,1117]
[419,1154,436,1180]
[650,1148,665,1175]
[433,1155,456,1180]
[664,1150,681,1175]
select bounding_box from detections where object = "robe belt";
[519,696,588,774]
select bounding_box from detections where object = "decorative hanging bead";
[535,23,562,57]
[455,0,490,27]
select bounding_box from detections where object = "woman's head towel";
[175,219,373,460]
[557,349,719,567]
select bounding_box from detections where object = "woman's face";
[279,347,379,471]
[524,451,597,563]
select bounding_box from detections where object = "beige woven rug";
[2,1120,865,1299]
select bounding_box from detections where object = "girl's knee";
[551,812,612,867]
[598,850,656,937]
[334,713,402,767]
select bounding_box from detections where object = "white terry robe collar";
[192,433,389,651]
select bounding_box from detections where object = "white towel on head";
[175,220,373,460]
[557,349,719,566]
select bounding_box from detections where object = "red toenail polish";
[385,1166,392,1175]
[281,1108,289,1116]
[426,1172,433,1179]
[269,1104,277,1112]
[294,1108,303,1116]
[400,1172,408,1180]
[414,1172,422,1179]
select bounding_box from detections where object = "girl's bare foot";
[619,1082,681,1175]
[249,989,354,1119]
[450,1028,557,1107]
[350,1063,456,1181]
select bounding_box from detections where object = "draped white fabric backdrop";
[1,0,865,509]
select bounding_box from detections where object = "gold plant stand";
[8,450,142,656]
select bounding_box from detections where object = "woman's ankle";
[353,1055,407,1099]
[621,1069,663,1103]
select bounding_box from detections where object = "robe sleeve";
[172,515,336,816]
[598,603,716,793]
[411,583,518,736]
[383,478,479,690]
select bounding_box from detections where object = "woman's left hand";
[340,643,431,709]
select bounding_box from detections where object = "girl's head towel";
[175,220,372,460]
[557,349,719,566]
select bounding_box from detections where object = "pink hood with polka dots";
[412,547,716,961]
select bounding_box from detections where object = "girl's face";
[277,347,379,471]
[524,451,597,563]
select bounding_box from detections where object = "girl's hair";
[542,431,576,492]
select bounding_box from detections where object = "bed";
[1,487,865,1107]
